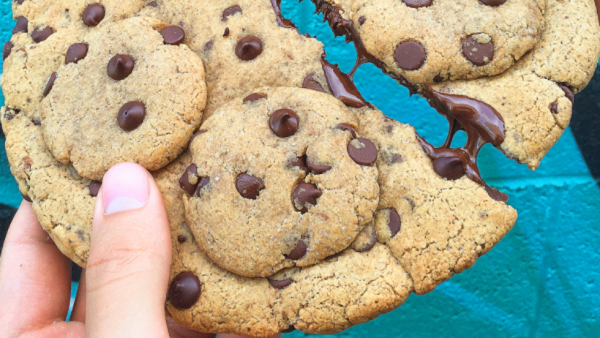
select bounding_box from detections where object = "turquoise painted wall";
[1,1,599,336]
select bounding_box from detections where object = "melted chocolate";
[270,0,297,29]
[320,54,368,108]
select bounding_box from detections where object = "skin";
[0,163,282,338]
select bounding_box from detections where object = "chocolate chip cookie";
[184,87,380,277]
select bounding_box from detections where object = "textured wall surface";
[1,1,600,337]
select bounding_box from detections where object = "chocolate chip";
[270,109,299,138]
[88,180,101,197]
[462,35,494,66]
[559,84,574,104]
[432,157,464,180]
[179,164,199,195]
[479,0,507,6]
[394,40,426,70]
[335,123,358,138]
[149,1,157,7]
[306,158,331,174]
[161,26,185,45]
[290,155,308,172]
[356,229,377,253]
[4,113,15,121]
[347,138,378,166]
[223,27,230,37]
[14,0,26,5]
[194,176,210,197]
[31,26,54,43]
[282,326,296,333]
[189,129,207,146]
[222,5,242,21]
[82,3,105,27]
[12,17,28,35]
[235,35,263,61]
[65,43,88,64]
[117,101,145,131]
[302,74,325,92]
[236,173,265,200]
[292,183,322,213]
[177,235,187,243]
[286,236,308,260]
[107,54,134,80]
[268,278,293,289]
[391,154,403,164]
[358,16,366,25]
[243,93,267,103]
[3,41,13,60]
[43,72,57,97]
[403,0,433,7]
[550,102,559,114]
[32,118,41,126]
[204,40,213,51]
[168,271,201,309]
[21,192,32,202]
[388,208,401,238]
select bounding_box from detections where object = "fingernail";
[102,163,149,214]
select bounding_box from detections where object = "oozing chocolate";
[270,0,297,29]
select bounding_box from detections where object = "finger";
[166,317,216,338]
[217,334,282,338]
[85,163,172,338]
[69,269,86,323]
[0,201,72,336]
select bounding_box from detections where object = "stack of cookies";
[1,0,599,336]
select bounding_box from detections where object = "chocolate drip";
[270,0,297,29]
[320,54,368,108]
[417,88,508,202]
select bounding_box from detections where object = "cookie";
[137,0,330,119]
[40,17,207,180]
[184,87,380,277]
[355,107,517,293]
[311,0,545,85]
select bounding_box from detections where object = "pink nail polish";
[101,163,149,214]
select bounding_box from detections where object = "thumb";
[86,162,172,338]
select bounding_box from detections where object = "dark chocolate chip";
[31,26,55,43]
[204,40,213,51]
[550,102,559,114]
[302,74,325,92]
[270,109,299,138]
[12,17,28,35]
[223,27,230,37]
[286,236,308,260]
[462,35,494,66]
[484,185,508,202]
[32,118,41,126]
[88,180,101,197]
[177,235,187,243]
[168,271,201,309]
[347,138,378,166]
[306,158,331,174]
[161,26,185,45]
[235,35,263,61]
[65,43,88,64]
[222,5,242,21]
[281,326,296,333]
[189,129,207,146]
[292,182,322,213]
[403,0,433,8]
[107,54,135,80]
[82,3,105,27]
[21,192,32,202]
[14,0,26,5]
[388,208,401,238]
[3,41,13,60]
[268,278,293,289]
[117,101,146,131]
[432,157,464,180]
[290,155,308,172]
[179,164,199,196]
[43,72,57,97]
[243,93,267,103]
[479,0,507,6]
[559,84,575,104]
[194,176,210,197]
[433,75,445,83]
[394,40,426,70]
[391,154,403,164]
[236,173,265,200]
[335,123,357,138]
[356,229,377,253]
[149,1,157,7]
[4,113,15,121]
[358,16,366,25]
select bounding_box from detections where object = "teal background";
[2,1,600,336]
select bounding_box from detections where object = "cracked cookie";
[40,16,207,180]
[184,87,379,277]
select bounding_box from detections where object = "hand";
[0,163,281,338]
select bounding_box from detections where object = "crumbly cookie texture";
[316,0,545,84]
[432,0,600,169]
[40,16,207,181]
[137,0,329,119]
[355,107,517,294]
[185,87,379,277]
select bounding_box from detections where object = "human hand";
[0,163,281,338]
